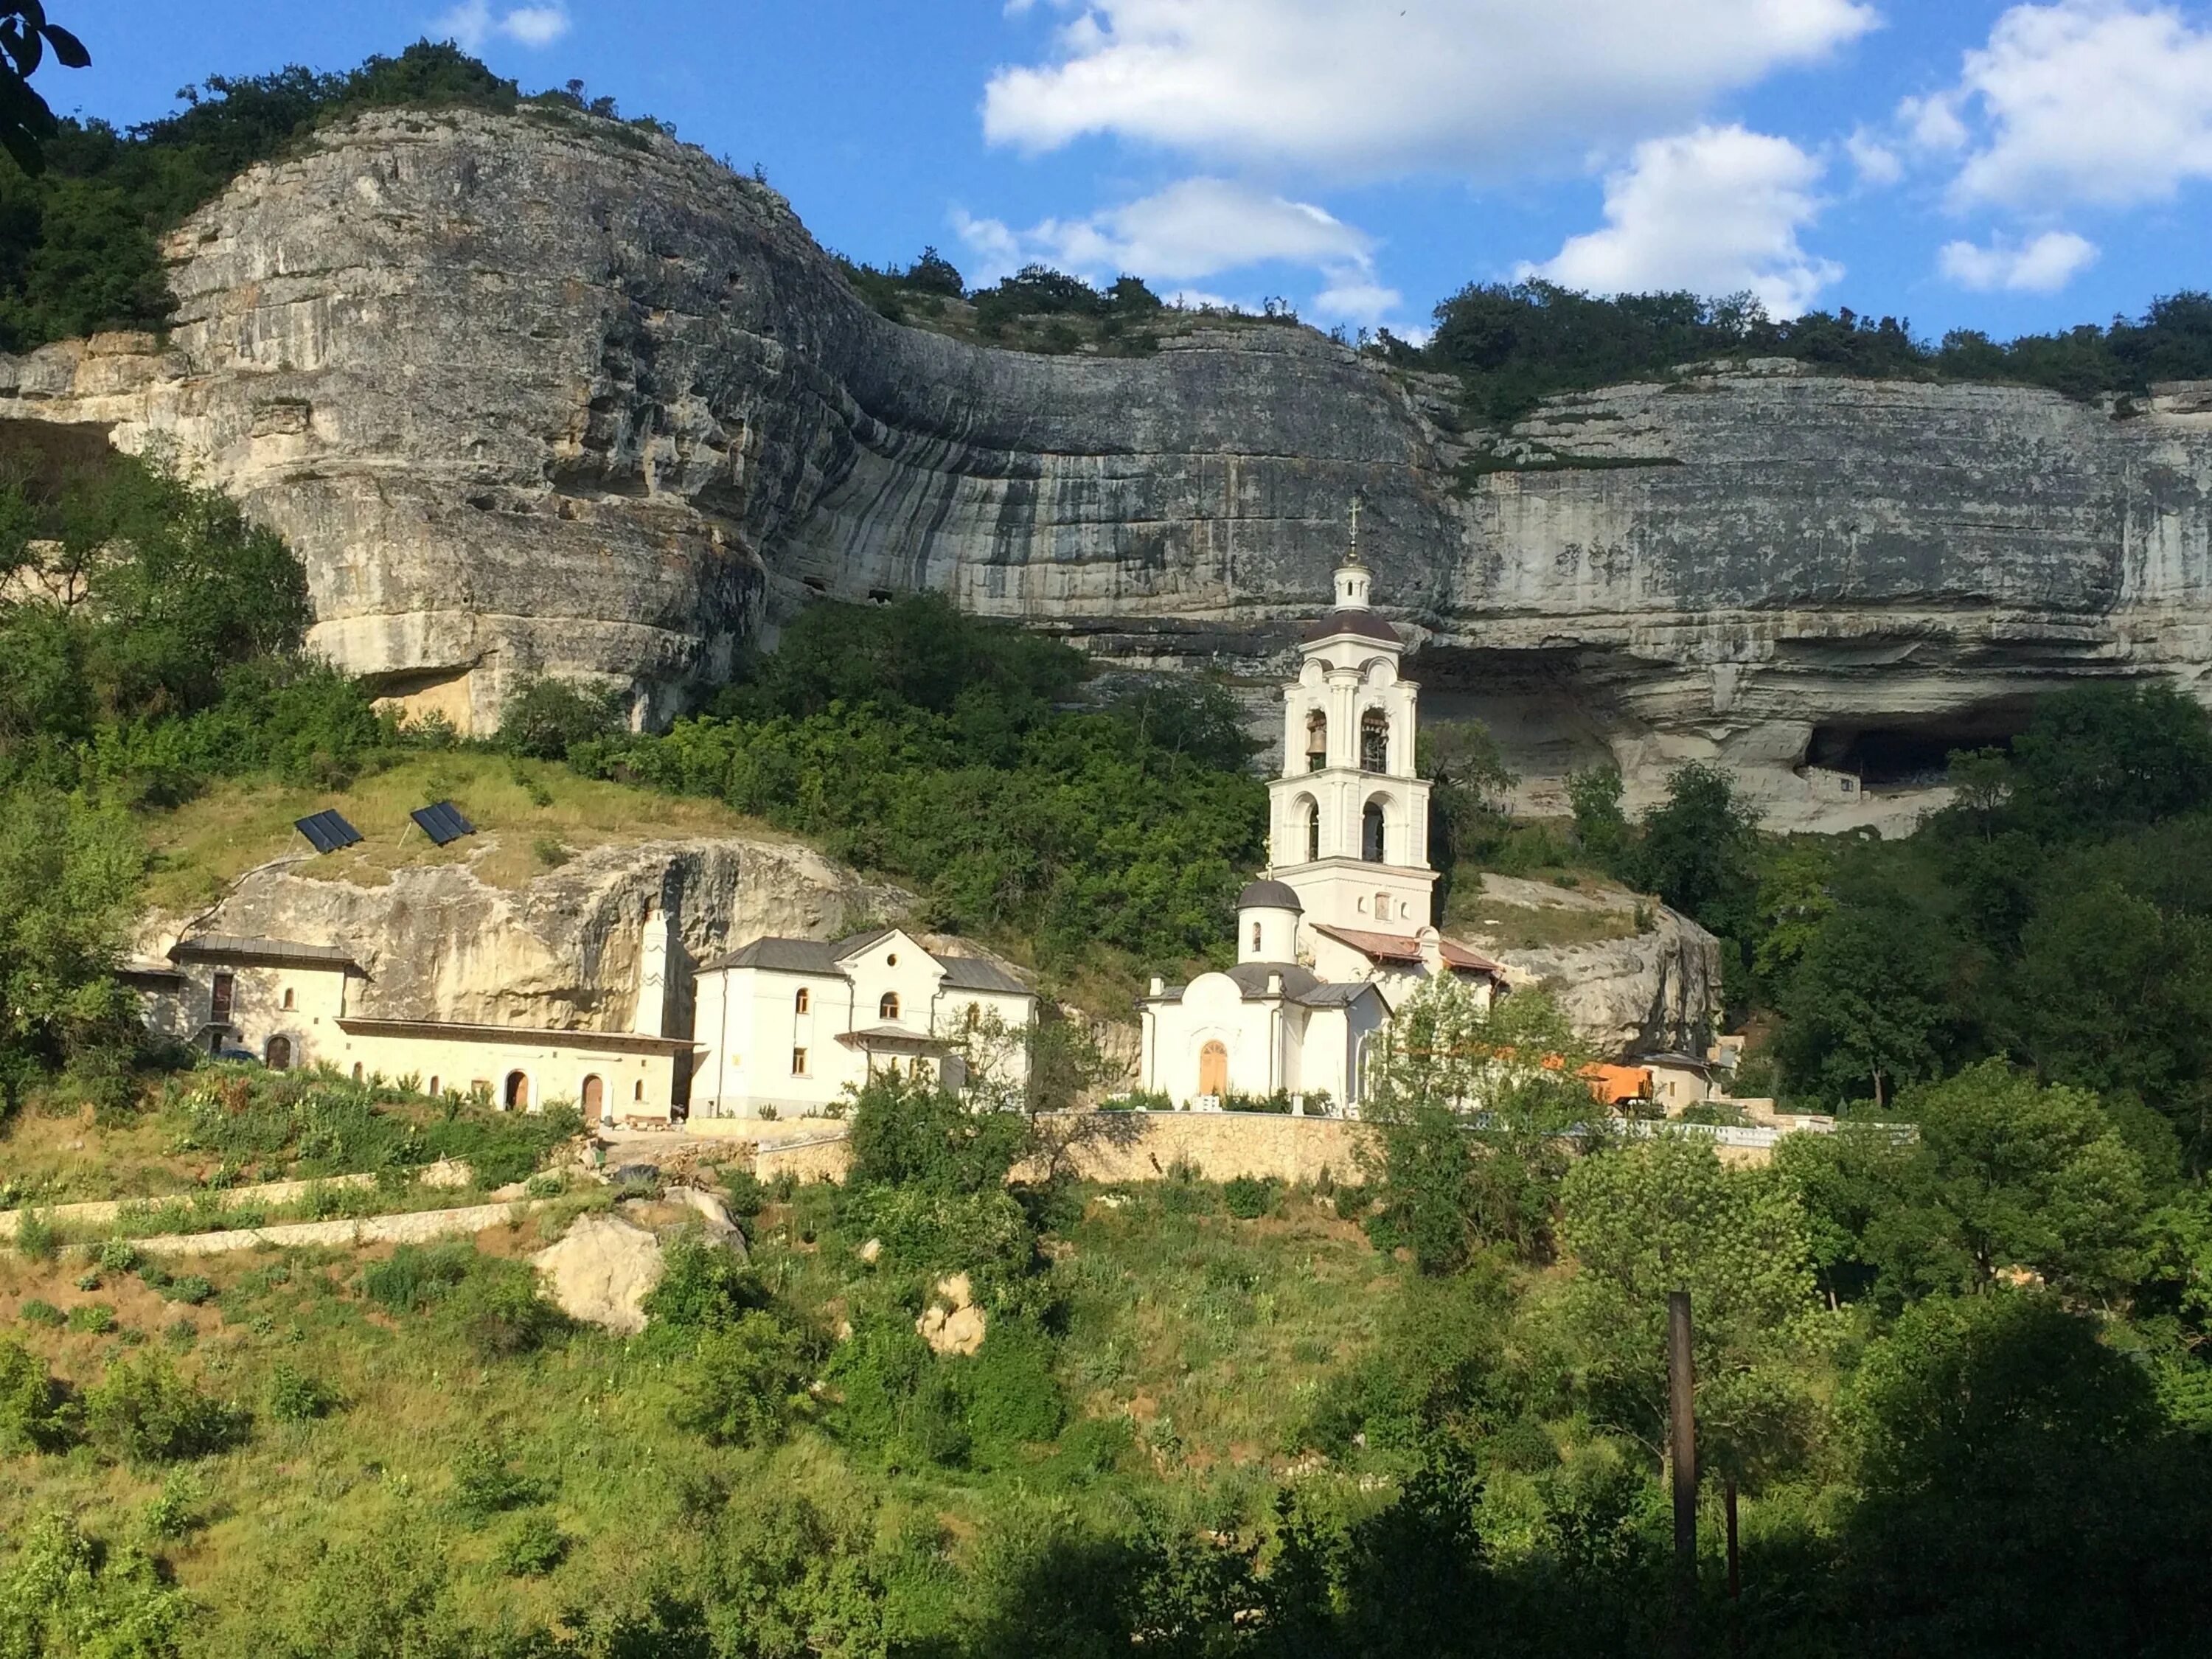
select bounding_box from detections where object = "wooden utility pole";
[1669,1290,1697,1656]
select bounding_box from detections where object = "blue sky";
[63,2,2212,341]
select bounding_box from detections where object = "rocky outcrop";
[530,1212,664,1335]
[1466,874,1722,1053]
[4,108,2209,824]
[145,835,905,1032]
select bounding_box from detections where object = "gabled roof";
[831,927,897,961]
[938,955,1031,995]
[335,1017,696,1055]
[698,934,1032,997]
[1301,609,1402,647]
[698,936,841,975]
[170,935,361,973]
[1141,964,1383,1009]
[1311,923,1506,977]
[1295,981,1385,1009]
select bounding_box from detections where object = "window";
[210,972,234,1024]
[1360,709,1389,773]
[1304,798,1321,861]
[880,992,900,1021]
[1251,922,1263,953]
[791,1047,809,1077]
[1363,801,1386,862]
[281,987,296,1011]
[429,1076,441,1096]
[886,953,899,967]
[633,1079,644,1102]
[1305,710,1327,771]
[794,987,810,1015]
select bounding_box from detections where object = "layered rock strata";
[3,107,2208,825]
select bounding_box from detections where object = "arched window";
[504,1071,529,1111]
[265,1035,292,1071]
[1360,709,1389,773]
[429,1075,441,1096]
[1304,798,1321,861]
[794,987,810,1015]
[1251,922,1263,953]
[1363,801,1386,863]
[1198,1040,1229,1096]
[1304,710,1327,772]
[879,991,901,1021]
[633,1079,645,1102]
[281,987,295,1011]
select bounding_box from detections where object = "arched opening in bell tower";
[1360,709,1388,773]
[1363,801,1386,863]
[1304,797,1321,861]
[1305,710,1327,772]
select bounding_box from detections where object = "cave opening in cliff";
[1806,704,2035,789]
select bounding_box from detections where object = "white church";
[1138,529,1506,1113]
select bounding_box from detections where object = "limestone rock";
[4,106,2209,825]
[138,835,903,1032]
[917,1271,985,1357]
[1470,874,1723,1054]
[663,1183,746,1253]
[530,1211,664,1335]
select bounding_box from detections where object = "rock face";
[530,1212,664,1335]
[1466,874,1723,1054]
[145,835,904,1032]
[4,108,2210,823]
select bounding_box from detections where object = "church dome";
[1301,608,1402,646]
[1237,879,1304,913]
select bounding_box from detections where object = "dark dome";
[1301,609,1402,646]
[1237,879,1304,913]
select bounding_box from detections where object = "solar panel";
[293,809,363,855]
[410,800,477,846]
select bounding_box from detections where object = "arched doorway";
[265,1035,292,1071]
[504,1070,530,1111]
[1198,1040,1229,1096]
[580,1074,604,1125]
[1363,801,1387,862]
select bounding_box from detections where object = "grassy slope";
[0,1181,1388,1651]
[139,753,787,916]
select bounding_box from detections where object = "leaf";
[41,22,86,69]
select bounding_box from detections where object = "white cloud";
[434,1,571,51]
[984,0,1877,180]
[1938,229,2099,292]
[956,177,1400,324]
[1912,1,2212,211]
[1524,125,1841,316]
[1845,127,1903,187]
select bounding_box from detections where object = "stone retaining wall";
[133,1198,554,1256]
[1022,1111,1376,1186]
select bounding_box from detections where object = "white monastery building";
[1140,526,1505,1112]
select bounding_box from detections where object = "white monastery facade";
[1140,530,1506,1112]
[131,910,1038,1127]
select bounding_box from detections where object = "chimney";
[1149,975,1166,997]
[633,905,673,1037]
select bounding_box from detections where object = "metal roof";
[698,937,842,975]
[1301,609,1402,647]
[832,927,897,959]
[169,936,361,971]
[937,955,1031,995]
[835,1025,954,1054]
[335,1017,696,1055]
[1237,879,1304,913]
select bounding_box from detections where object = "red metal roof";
[1310,923,1506,977]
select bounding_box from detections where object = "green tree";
[1559,1133,1826,1483]
[1775,901,1951,1110]
[1629,760,1761,947]
[1360,977,1593,1266]
[1872,1062,2150,1302]
[1750,838,1836,982]
[0,4,90,173]
[846,1069,1028,1194]
[1565,762,1627,872]
[0,1514,190,1659]
[495,673,626,761]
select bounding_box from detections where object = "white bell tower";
[1266,501,1436,941]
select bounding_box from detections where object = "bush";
[162,1274,215,1307]
[497,675,626,761]
[443,1261,568,1359]
[448,1437,543,1523]
[643,1238,765,1332]
[1223,1177,1281,1220]
[97,1237,140,1273]
[83,1351,248,1464]
[961,1318,1066,1457]
[362,1242,476,1314]
[18,1299,63,1328]
[675,1311,814,1447]
[0,1337,75,1453]
[495,1511,568,1577]
[142,1470,206,1540]
[64,1303,115,1334]
[13,1208,57,1262]
[264,1361,338,1423]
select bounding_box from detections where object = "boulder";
[664,1183,747,1255]
[529,1213,664,1335]
[916,1271,986,1357]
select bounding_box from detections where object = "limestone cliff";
[141,836,906,1034]
[4,105,2209,827]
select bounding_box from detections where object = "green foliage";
[643,1236,766,1332]
[0,1514,192,1659]
[361,1239,479,1315]
[1221,1175,1279,1219]
[495,673,626,760]
[1421,719,1518,874]
[1564,762,1627,870]
[60,1302,109,1334]
[262,1360,336,1423]
[1775,897,1952,1110]
[572,592,1265,967]
[15,1297,60,1326]
[81,1349,247,1464]
[446,1437,543,1523]
[675,1310,815,1448]
[1420,277,2212,422]
[0,791,143,1099]
[846,1070,1029,1194]
[1361,978,1593,1267]
[1627,759,1761,995]
[0,1336,73,1453]
[959,1318,1065,1455]
[494,1511,567,1578]
[8,1203,57,1260]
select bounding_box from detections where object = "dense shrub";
[1222,1176,1281,1219]
[495,1512,568,1578]
[82,1351,248,1463]
[362,1241,478,1315]
[675,1311,815,1448]
[960,1318,1066,1456]
[641,1237,765,1332]
[0,1338,74,1453]
[263,1361,338,1423]
[447,1437,543,1522]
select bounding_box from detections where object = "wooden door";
[581,1074,604,1125]
[1198,1041,1229,1096]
